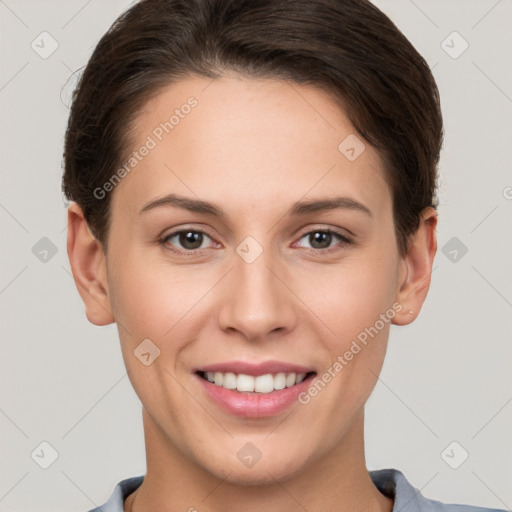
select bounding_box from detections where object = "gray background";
[0,0,511,510]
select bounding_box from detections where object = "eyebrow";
[139,193,372,218]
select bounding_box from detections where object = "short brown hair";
[62,0,443,255]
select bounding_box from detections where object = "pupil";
[311,231,331,249]
[180,231,202,249]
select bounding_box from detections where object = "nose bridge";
[217,238,296,340]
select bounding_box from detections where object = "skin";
[67,73,437,512]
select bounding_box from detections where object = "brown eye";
[296,229,352,252]
[162,230,212,251]
[308,231,333,249]
[179,231,203,250]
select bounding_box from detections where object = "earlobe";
[66,202,115,326]
[392,207,438,326]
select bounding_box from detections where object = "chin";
[201,451,307,486]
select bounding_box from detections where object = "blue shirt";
[87,468,507,512]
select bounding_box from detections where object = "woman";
[62,0,507,510]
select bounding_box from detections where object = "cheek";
[107,250,225,408]
[108,249,212,340]
[296,247,399,405]
[300,249,399,342]
[107,253,202,417]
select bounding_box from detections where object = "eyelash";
[158,227,354,256]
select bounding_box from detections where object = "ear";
[66,202,115,326]
[392,207,438,326]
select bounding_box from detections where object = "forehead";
[111,74,391,221]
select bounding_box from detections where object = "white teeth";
[222,372,237,389]
[202,371,309,393]
[274,372,286,390]
[237,374,255,392]
[285,373,296,387]
[254,374,274,394]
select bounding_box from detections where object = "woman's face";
[101,74,410,483]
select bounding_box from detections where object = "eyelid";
[159,223,215,240]
[294,224,354,244]
[296,223,352,238]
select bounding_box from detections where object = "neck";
[125,408,393,512]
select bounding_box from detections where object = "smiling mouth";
[197,370,317,394]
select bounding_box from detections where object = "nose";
[217,245,298,341]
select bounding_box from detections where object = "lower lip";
[195,373,315,418]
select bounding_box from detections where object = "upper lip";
[196,360,315,377]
